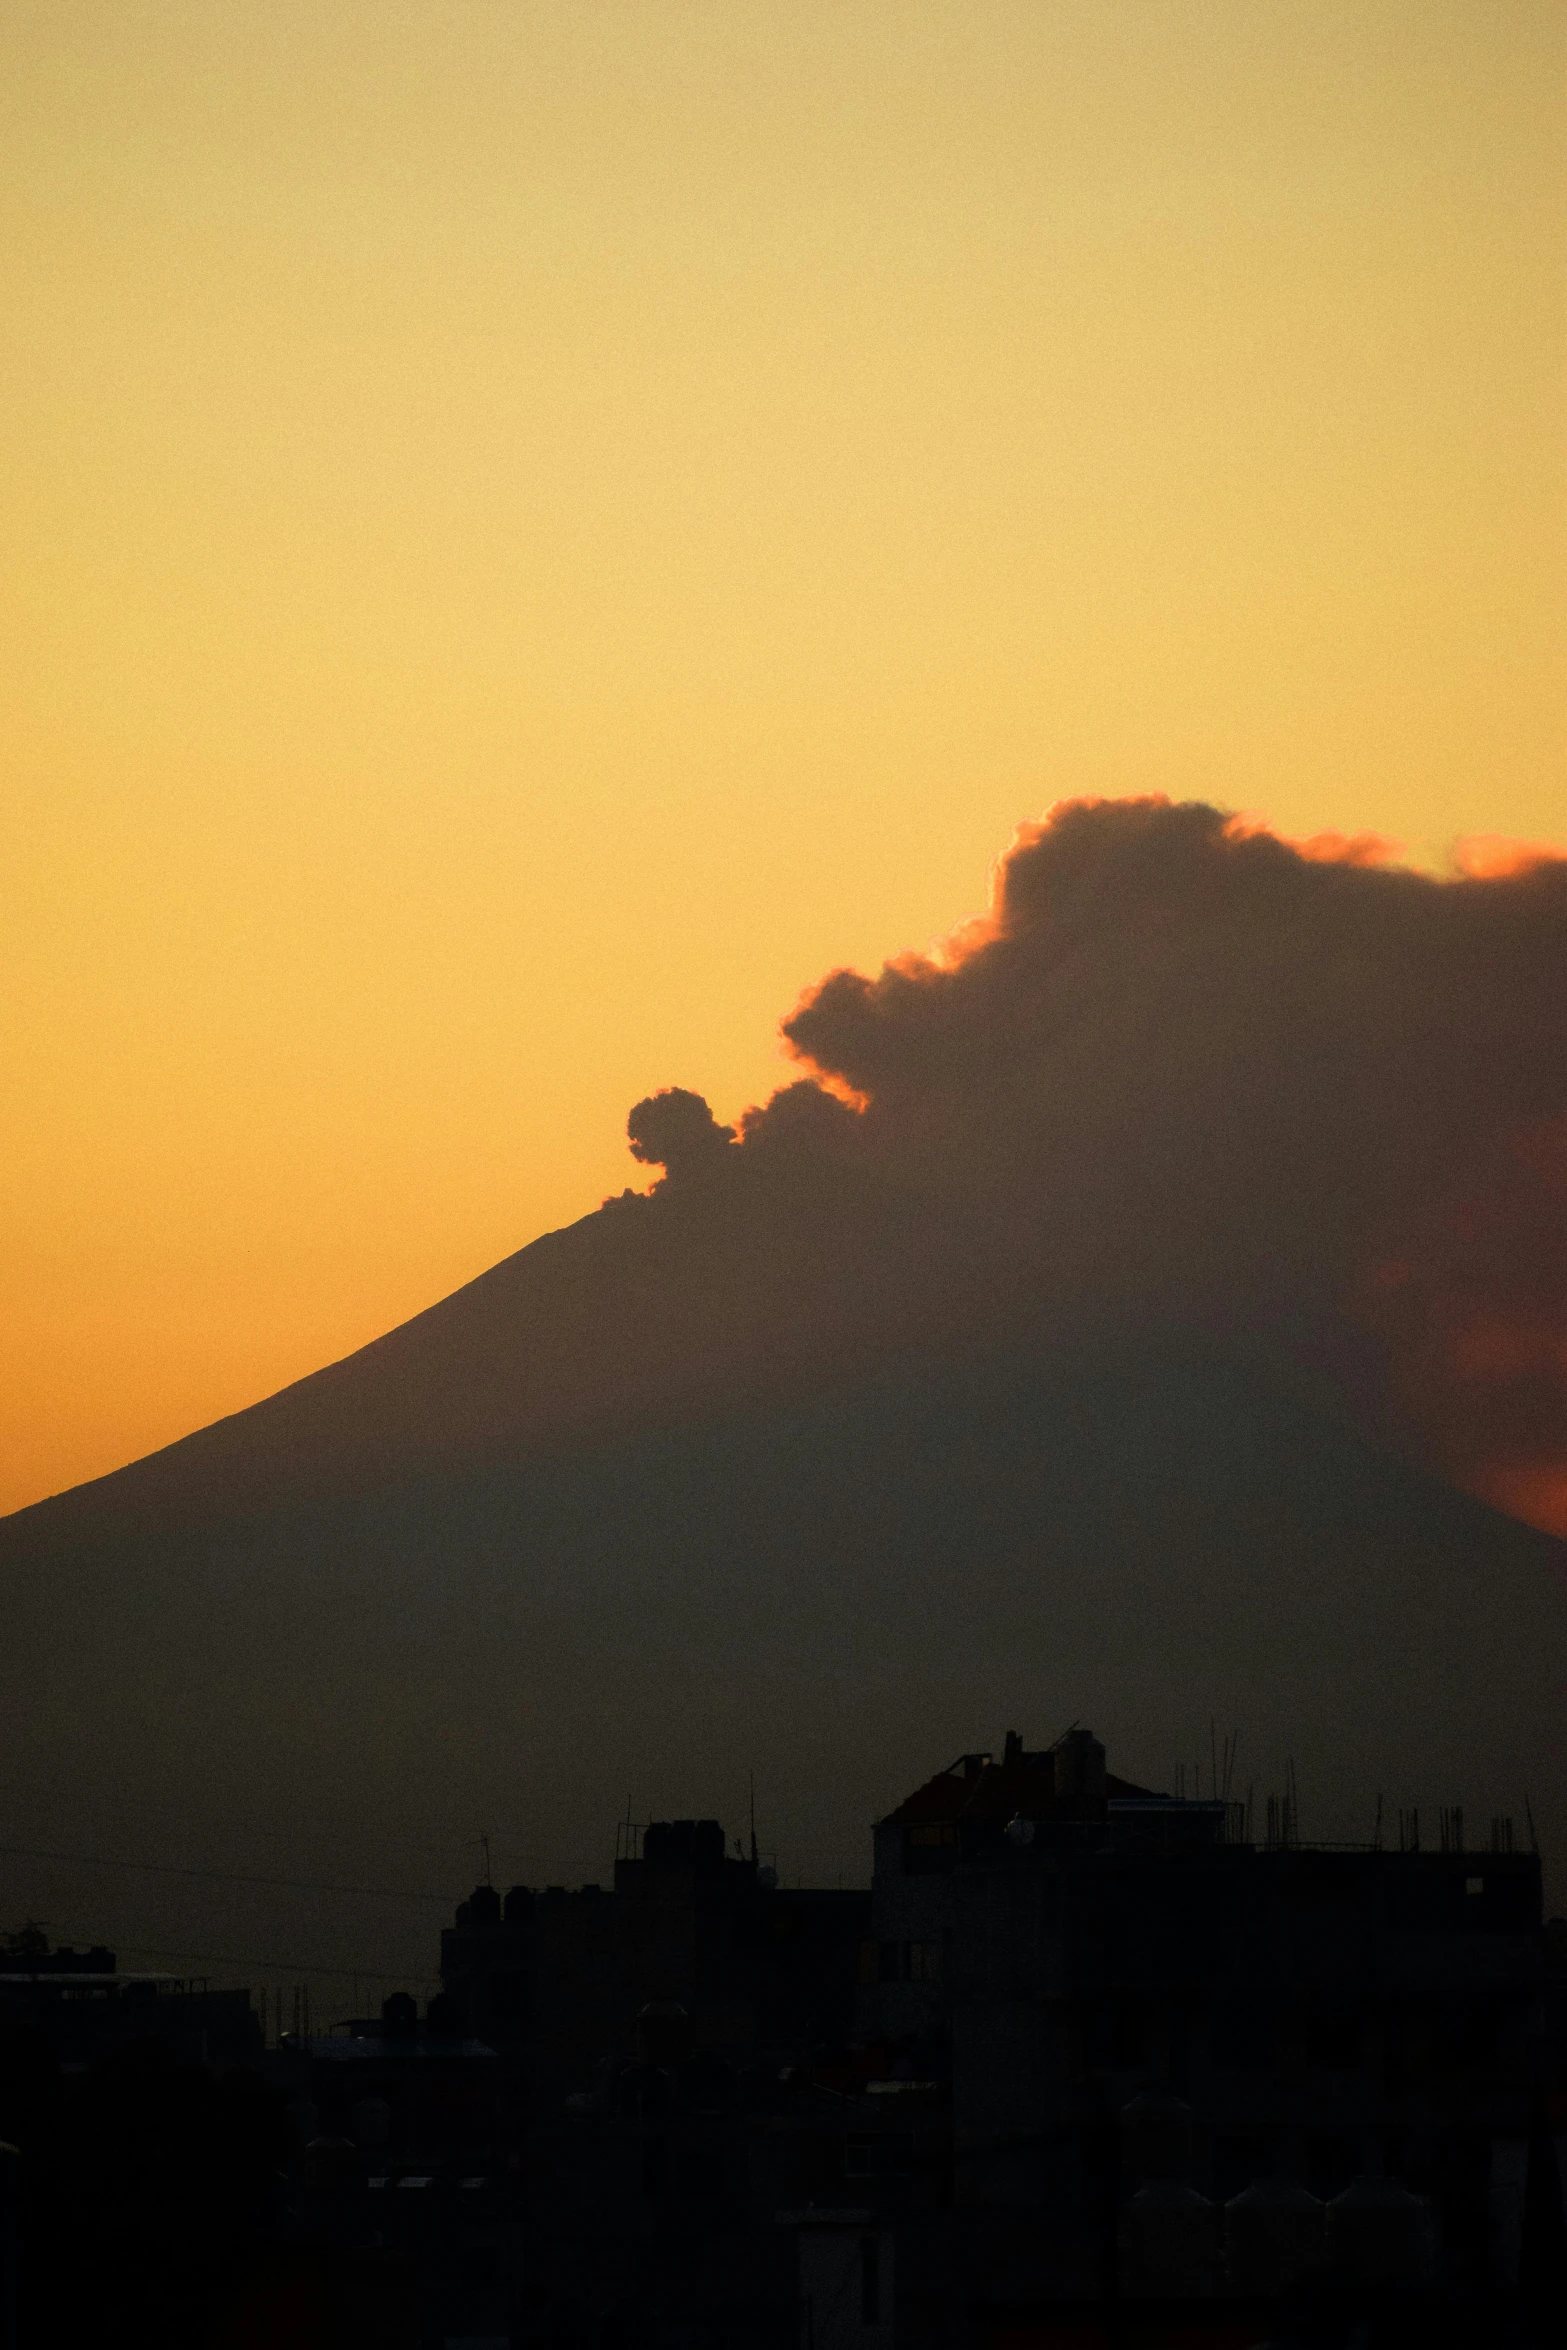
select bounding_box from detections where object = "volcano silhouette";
[2,1196,1563,1981]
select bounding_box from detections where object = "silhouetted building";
[437,1818,871,2347]
[256,1821,870,2346]
[855,1726,1560,2345]
[0,1943,260,2069]
[18,1738,1555,2347]
[348,1745,1564,2346]
[0,1941,283,2348]
[260,1989,516,2346]
[438,1821,867,2088]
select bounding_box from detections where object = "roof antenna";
[480,1832,492,1888]
[749,1770,758,1865]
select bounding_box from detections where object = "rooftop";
[881,1727,1157,1831]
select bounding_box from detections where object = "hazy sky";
[4,1,1562,1515]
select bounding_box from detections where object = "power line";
[110,1941,438,1984]
[0,1839,456,1908]
[0,1782,488,1868]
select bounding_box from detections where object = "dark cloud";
[1361,1120,1567,1535]
[635,796,1567,1531]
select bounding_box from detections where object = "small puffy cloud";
[626,1087,736,1183]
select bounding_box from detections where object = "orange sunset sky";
[3,0,1563,1519]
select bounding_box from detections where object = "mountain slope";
[1,1341,1562,1980]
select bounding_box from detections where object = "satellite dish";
[1004,1814,1035,1846]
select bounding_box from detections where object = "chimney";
[1003,1730,1023,1766]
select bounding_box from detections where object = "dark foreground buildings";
[3,1729,1566,2347]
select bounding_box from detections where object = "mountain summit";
[5,797,1565,1969]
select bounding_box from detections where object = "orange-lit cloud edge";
[761,797,1567,1542]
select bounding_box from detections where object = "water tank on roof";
[502,1885,533,1924]
[468,1884,502,1926]
[692,1820,725,1869]
[1326,2174,1433,2286]
[1225,2178,1325,2293]
[1119,2181,1222,2297]
[643,1820,726,1868]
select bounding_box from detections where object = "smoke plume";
[11,793,1564,1558]
[631,797,1567,1533]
